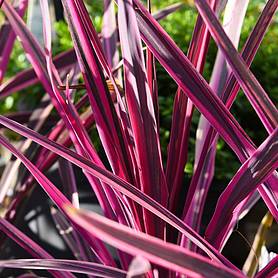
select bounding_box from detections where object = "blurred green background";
[2,0,277,183]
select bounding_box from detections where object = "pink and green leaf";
[66,206,244,278]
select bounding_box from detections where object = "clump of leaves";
[0,0,277,277]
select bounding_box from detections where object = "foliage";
[0,0,277,277]
[4,0,278,179]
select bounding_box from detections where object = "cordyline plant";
[0,0,277,277]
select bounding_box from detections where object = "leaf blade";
[66,206,244,278]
